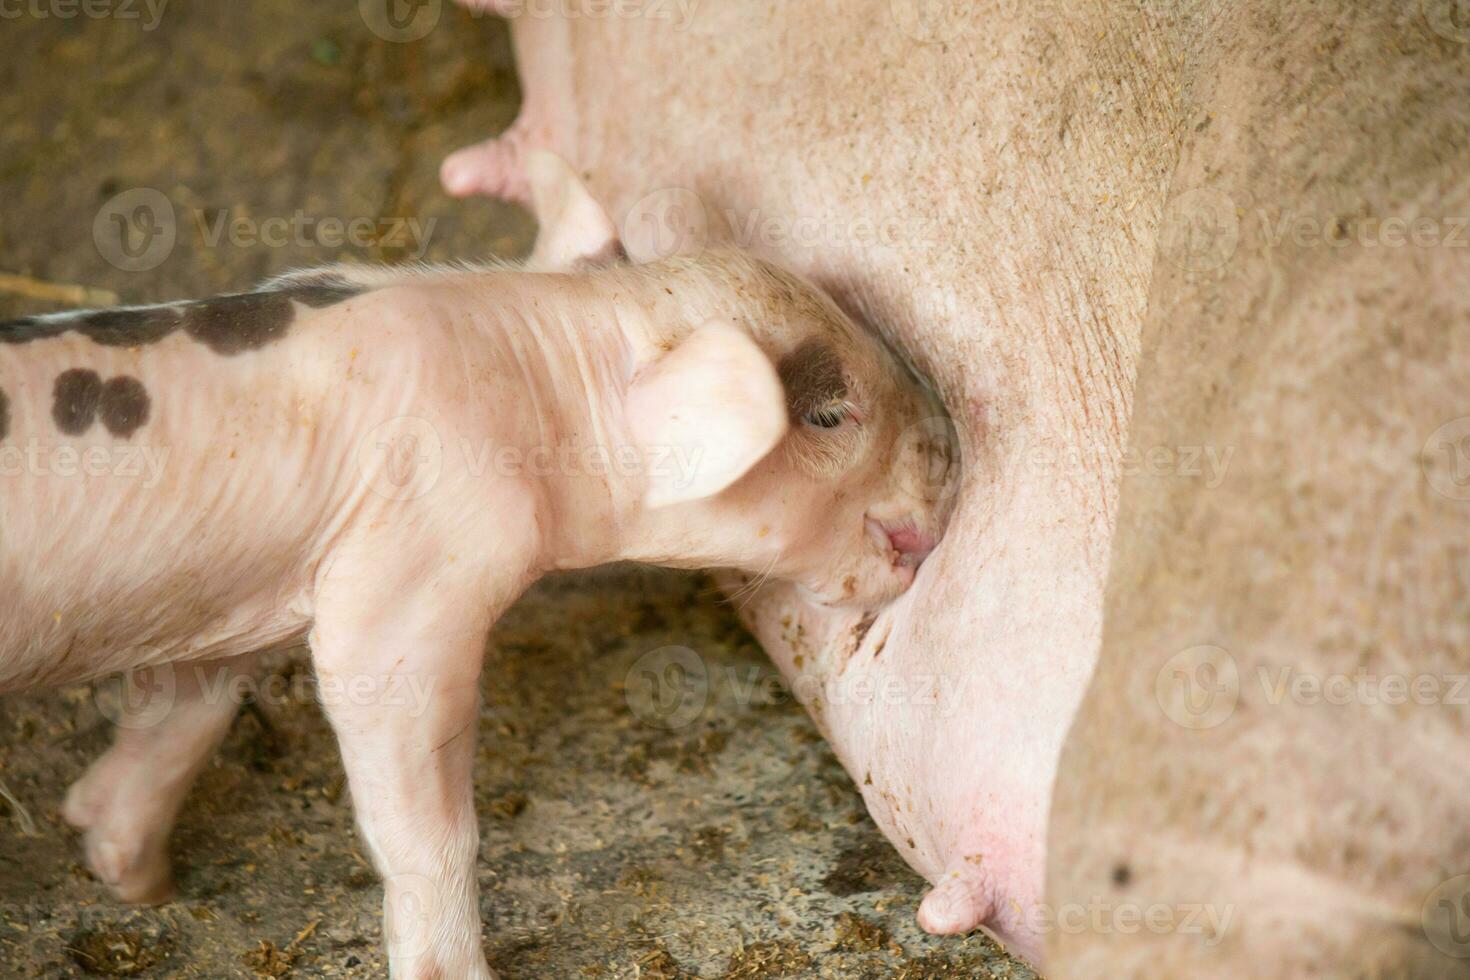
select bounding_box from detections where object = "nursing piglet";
[0,156,950,979]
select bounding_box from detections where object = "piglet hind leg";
[62,655,257,905]
[311,557,504,980]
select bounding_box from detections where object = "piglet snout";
[887,526,937,565]
[866,518,937,568]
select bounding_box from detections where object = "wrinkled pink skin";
[442,0,1165,965]
[448,3,1470,975]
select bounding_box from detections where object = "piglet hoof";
[441,135,531,205]
[917,870,992,936]
[61,770,108,832]
[397,957,499,980]
[84,833,176,905]
[63,771,177,904]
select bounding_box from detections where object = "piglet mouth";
[865,517,938,569]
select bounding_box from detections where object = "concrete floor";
[0,3,1034,977]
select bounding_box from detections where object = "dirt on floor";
[0,3,1035,978]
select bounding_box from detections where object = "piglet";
[0,153,949,978]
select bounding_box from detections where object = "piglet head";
[612,250,956,607]
[527,151,957,606]
[640,252,958,605]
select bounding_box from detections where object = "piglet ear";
[525,149,622,271]
[626,320,789,509]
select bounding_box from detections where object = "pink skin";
[877,524,935,565]
[441,109,544,205]
[442,3,1465,974]
[7,159,945,979]
[441,2,570,206]
[437,1,1154,965]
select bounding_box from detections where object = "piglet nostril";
[885,526,936,566]
[865,517,937,568]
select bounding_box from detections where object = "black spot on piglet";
[80,307,181,346]
[99,376,150,438]
[184,292,296,355]
[288,282,364,309]
[51,369,150,438]
[52,369,104,435]
[2,307,183,347]
[0,316,70,345]
[1,279,362,353]
[181,283,362,355]
[0,387,8,440]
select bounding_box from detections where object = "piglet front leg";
[312,548,506,980]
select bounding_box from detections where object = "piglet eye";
[803,404,847,429]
